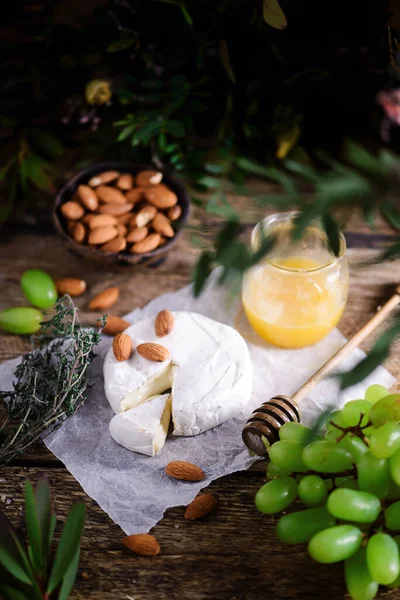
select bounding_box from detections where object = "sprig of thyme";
[0,296,104,465]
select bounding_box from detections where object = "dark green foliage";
[0,478,85,600]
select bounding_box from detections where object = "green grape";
[369,422,400,458]
[268,441,308,472]
[366,533,400,584]
[342,400,371,428]
[387,480,400,500]
[255,476,297,514]
[384,501,400,530]
[388,536,400,589]
[369,394,400,427]
[329,433,369,461]
[326,410,347,431]
[345,548,379,600]
[390,447,400,485]
[277,507,335,544]
[365,384,389,404]
[308,525,362,563]
[279,422,320,444]
[357,452,390,498]
[20,269,57,309]
[267,462,290,478]
[337,477,359,490]
[302,441,354,473]
[327,489,381,523]
[0,307,43,335]
[298,475,328,507]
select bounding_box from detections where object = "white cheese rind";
[103,311,252,436]
[109,394,171,456]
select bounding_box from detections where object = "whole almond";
[82,213,95,225]
[165,461,205,482]
[98,203,134,215]
[126,188,145,204]
[130,233,161,254]
[155,310,174,337]
[168,205,182,221]
[88,226,118,245]
[152,213,174,238]
[136,170,163,186]
[116,173,134,190]
[126,227,148,243]
[113,333,132,361]
[78,185,98,211]
[89,214,118,229]
[55,278,86,297]
[88,287,120,310]
[101,236,127,253]
[136,205,157,228]
[72,222,86,243]
[88,171,120,187]
[101,315,130,336]
[145,185,178,209]
[123,534,160,556]
[137,342,170,362]
[117,223,127,237]
[96,185,127,205]
[184,493,217,520]
[61,201,85,220]
[159,237,167,246]
[116,213,133,225]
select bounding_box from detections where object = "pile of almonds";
[60,169,182,254]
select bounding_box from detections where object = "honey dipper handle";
[291,287,400,405]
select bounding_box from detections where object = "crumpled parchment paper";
[0,271,395,533]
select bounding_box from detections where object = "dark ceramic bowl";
[53,162,190,266]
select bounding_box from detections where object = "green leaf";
[381,241,400,261]
[204,163,226,175]
[107,38,134,53]
[48,513,57,548]
[380,201,400,230]
[263,0,287,29]
[218,39,236,84]
[24,482,42,573]
[344,140,383,177]
[215,220,240,260]
[34,478,51,558]
[46,503,85,595]
[30,129,63,157]
[132,121,162,146]
[236,157,298,195]
[165,120,185,138]
[0,585,30,600]
[339,350,389,389]
[192,252,213,297]
[57,546,80,600]
[206,193,237,218]
[0,547,32,586]
[180,3,193,25]
[284,159,320,183]
[322,213,341,256]
[117,124,135,142]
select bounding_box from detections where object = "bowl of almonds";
[53,163,190,266]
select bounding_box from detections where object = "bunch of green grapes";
[255,384,400,600]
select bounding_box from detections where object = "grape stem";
[328,413,371,446]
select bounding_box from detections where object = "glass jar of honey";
[242,211,349,348]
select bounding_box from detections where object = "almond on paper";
[101,235,127,253]
[72,222,86,243]
[130,233,161,254]
[184,493,217,520]
[167,205,182,221]
[88,226,118,245]
[144,184,178,209]
[155,310,174,337]
[165,461,205,482]
[55,278,87,297]
[89,214,118,230]
[61,201,85,220]
[96,185,127,205]
[78,185,98,211]
[126,227,148,243]
[152,213,174,238]
[137,342,170,362]
[116,173,134,190]
[136,170,163,186]
[101,315,130,336]
[88,170,120,187]
[88,287,120,310]
[136,205,157,228]
[126,188,144,204]
[98,203,134,216]
[113,333,132,361]
[123,534,160,556]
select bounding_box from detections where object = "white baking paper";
[0,271,395,534]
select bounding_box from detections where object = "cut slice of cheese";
[109,393,171,456]
[103,311,252,437]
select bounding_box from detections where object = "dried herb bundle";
[0,296,103,465]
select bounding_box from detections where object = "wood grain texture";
[0,205,399,599]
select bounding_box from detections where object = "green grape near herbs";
[20,269,58,310]
[255,385,400,600]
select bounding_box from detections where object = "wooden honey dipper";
[242,285,400,457]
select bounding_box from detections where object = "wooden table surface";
[1,197,400,600]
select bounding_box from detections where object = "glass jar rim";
[251,210,347,273]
